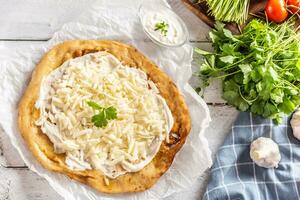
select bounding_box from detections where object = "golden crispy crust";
[18,40,191,193]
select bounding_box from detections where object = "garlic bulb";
[250,137,281,168]
[291,109,300,140]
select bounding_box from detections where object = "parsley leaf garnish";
[87,101,117,128]
[87,101,103,110]
[154,21,169,36]
[105,106,117,120]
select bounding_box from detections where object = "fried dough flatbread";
[18,40,191,193]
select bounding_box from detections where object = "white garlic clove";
[291,109,300,140]
[250,137,281,168]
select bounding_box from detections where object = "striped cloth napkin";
[203,112,300,200]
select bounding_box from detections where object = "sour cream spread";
[140,4,188,47]
[35,51,174,179]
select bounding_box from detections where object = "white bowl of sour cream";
[138,2,189,47]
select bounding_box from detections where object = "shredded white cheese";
[35,51,174,178]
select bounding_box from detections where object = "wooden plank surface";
[0,0,211,41]
[0,0,94,40]
[0,168,62,200]
[0,0,239,199]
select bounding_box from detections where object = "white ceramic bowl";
[138,1,189,47]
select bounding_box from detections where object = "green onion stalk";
[204,0,250,24]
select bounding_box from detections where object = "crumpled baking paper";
[0,0,212,199]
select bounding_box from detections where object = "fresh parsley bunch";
[196,19,300,123]
[87,101,117,128]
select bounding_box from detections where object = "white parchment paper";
[0,0,212,199]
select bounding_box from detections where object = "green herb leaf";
[279,98,296,114]
[195,48,213,56]
[239,64,252,84]
[92,111,108,128]
[87,101,117,128]
[87,101,103,110]
[271,89,284,104]
[154,21,169,36]
[104,106,117,120]
[297,59,300,70]
[219,55,236,64]
[263,103,277,118]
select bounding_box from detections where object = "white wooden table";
[0,0,239,199]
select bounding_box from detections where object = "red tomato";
[287,0,300,13]
[265,0,288,23]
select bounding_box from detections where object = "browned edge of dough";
[18,40,191,193]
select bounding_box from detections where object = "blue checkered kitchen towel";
[203,112,300,200]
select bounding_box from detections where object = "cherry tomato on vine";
[265,0,288,23]
[287,0,300,13]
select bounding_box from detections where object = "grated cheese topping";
[35,51,174,178]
